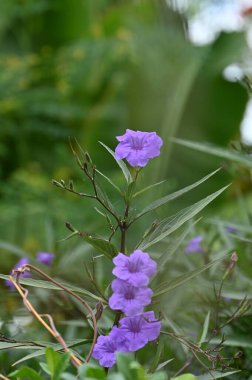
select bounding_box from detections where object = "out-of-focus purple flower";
[109,279,153,316]
[225,226,238,234]
[5,257,31,290]
[113,250,157,287]
[115,129,163,167]
[92,326,129,367]
[36,252,55,266]
[117,311,161,351]
[185,236,204,254]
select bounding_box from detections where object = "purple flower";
[113,250,157,287]
[109,279,153,316]
[117,311,161,351]
[92,326,129,367]
[5,257,31,290]
[36,252,55,266]
[185,236,204,254]
[225,226,237,234]
[115,129,163,167]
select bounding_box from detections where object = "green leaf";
[148,372,167,380]
[173,138,252,169]
[197,370,240,380]
[210,334,252,348]
[116,353,135,380]
[133,179,168,198]
[0,274,102,301]
[13,339,89,366]
[107,375,125,380]
[198,311,211,347]
[78,363,106,379]
[0,241,31,258]
[45,348,70,379]
[96,168,121,193]
[139,185,229,250]
[99,141,133,183]
[80,233,118,259]
[172,375,197,380]
[154,254,228,298]
[9,367,43,380]
[135,169,220,221]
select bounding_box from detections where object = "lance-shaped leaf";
[139,185,229,250]
[0,274,102,302]
[99,141,133,183]
[153,254,229,298]
[134,168,220,221]
[172,138,252,169]
[80,233,118,259]
[197,370,240,380]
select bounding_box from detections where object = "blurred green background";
[0,0,252,376]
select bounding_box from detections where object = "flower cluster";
[5,252,55,290]
[93,250,160,367]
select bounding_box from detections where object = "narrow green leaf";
[78,363,106,379]
[139,185,229,250]
[13,339,89,366]
[0,241,31,258]
[173,138,252,169]
[210,334,252,348]
[198,311,211,347]
[197,370,240,380]
[9,367,43,380]
[133,179,168,198]
[135,168,220,220]
[156,358,174,371]
[99,141,132,183]
[172,375,197,380]
[154,254,228,298]
[0,274,102,302]
[96,169,121,193]
[81,234,118,259]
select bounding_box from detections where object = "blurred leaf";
[156,358,174,371]
[107,375,125,380]
[172,375,197,380]
[96,168,121,193]
[78,363,106,379]
[13,339,89,366]
[197,311,211,347]
[9,367,43,380]
[116,353,135,380]
[140,185,229,250]
[197,370,240,380]
[99,141,133,184]
[154,254,228,298]
[0,241,31,258]
[135,168,220,220]
[210,334,252,348]
[45,348,70,379]
[173,138,252,169]
[0,274,102,301]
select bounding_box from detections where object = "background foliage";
[0,0,252,379]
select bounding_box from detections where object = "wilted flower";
[36,252,55,266]
[109,279,153,316]
[5,257,31,290]
[113,250,157,287]
[117,311,161,351]
[92,326,129,367]
[115,129,163,167]
[185,235,204,254]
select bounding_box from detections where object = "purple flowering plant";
[3,128,237,378]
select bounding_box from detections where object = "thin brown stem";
[9,276,82,368]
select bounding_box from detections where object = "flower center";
[129,317,142,333]
[127,258,141,273]
[124,287,135,300]
[130,136,145,151]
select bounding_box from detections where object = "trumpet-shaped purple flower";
[92,326,129,367]
[113,250,157,287]
[36,252,55,266]
[109,279,153,316]
[185,235,204,254]
[5,257,31,290]
[117,311,161,351]
[115,129,163,167]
